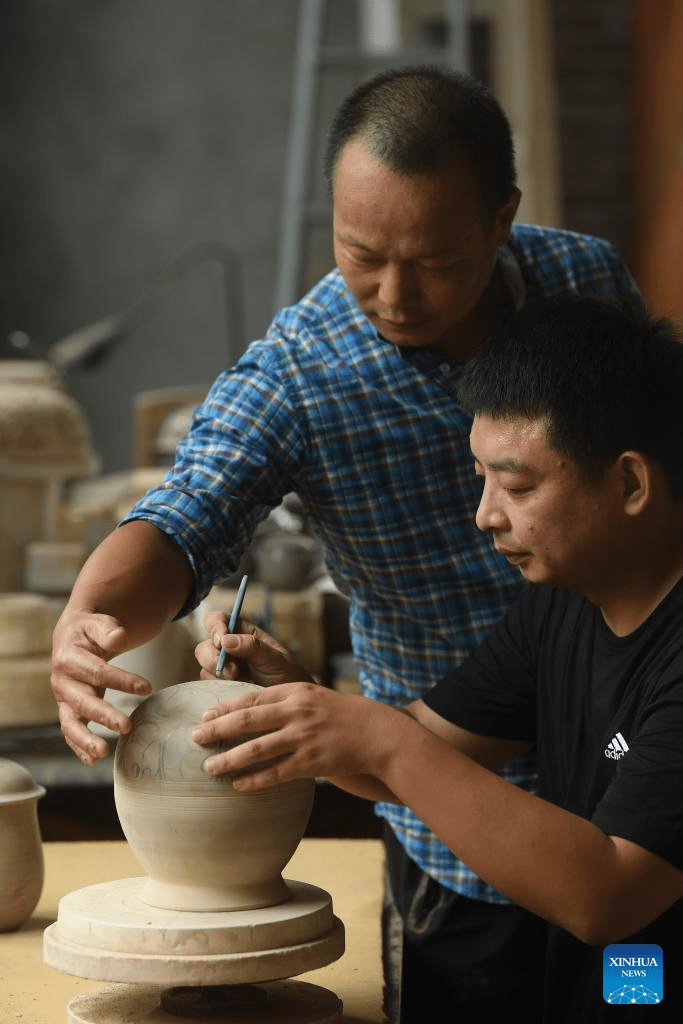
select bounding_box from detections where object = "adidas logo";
[605,732,629,760]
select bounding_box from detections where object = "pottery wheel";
[66,980,343,1024]
[44,877,345,986]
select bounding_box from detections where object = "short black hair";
[458,297,683,498]
[324,66,517,218]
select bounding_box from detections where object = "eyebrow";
[337,233,374,251]
[472,453,532,473]
[337,231,466,260]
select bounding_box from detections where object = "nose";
[377,262,418,313]
[475,479,508,534]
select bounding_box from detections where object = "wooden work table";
[2,838,388,1023]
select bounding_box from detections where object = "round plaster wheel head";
[43,877,344,986]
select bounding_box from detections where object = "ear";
[617,452,653,515]
[493,188,521,245]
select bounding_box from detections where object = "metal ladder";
[273,0,472,312]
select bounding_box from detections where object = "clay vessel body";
[0,759,45,931]
[114,679,314,913]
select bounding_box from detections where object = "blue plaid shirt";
[124,224,642,902]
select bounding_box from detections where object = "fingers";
[58,702,112,765]
[52,612,152,697]
[229,758,295,792]
[240,621,292,658]
[216,633,262,666]
[51,610,151,764]
[227,633,314,685]
[54,668,134,730]
[197,620,313,687]
[192,700,288,786]
[202,613,292,664]
[204,724,292,778]
[203,609,228,640]
[52,665,136,764]
[70,613,128,660]
[192,684,311,778]
[52,645,151,700]
[203,612,263,648]
[194,684,295,733]
[192,682,346,791]
[195,637,237,678]
[198,614,262,681]
[200,723,299,791]
[191,684,383,791]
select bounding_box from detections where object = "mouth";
[373,314,428,332]
[495,547,531,565]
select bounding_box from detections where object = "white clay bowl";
[114,679,314,913]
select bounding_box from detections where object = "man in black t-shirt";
[193,298,683,1021]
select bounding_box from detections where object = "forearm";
[323,700,525,803]
[326,772,398,803]
[60,520,193,649]
[378,718,677,943]
[193,683,681,941]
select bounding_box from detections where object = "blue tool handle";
[215,574,248,676]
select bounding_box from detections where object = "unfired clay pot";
[114,679,314,913]
[254,534,321,590]
[0,759,46,931]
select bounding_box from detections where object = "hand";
[195,615,315,686]
[191,681,403,790]
[51,609,152,764]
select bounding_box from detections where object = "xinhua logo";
[603,944,663,1005]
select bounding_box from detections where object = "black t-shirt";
[424,579,683,1021]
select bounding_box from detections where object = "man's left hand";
[191,681,397,789]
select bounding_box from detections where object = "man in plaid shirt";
[52,68,643,1018]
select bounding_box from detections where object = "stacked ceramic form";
[0,594,58,728]
[0,361,98,593]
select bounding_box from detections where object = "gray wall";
[0,0,636,472]
[0,0,300,470]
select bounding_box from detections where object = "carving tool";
[215,574,248,677]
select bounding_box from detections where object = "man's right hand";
[48,520,194,765]
[196,615,316,687]
[51,609,152,765]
